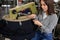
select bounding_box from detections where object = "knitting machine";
[9,2,37,20]
[1,2,37,39]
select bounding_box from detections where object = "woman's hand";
[33,19,43,27]
[27,14,36,19]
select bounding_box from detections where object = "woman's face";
[41,0,48,12]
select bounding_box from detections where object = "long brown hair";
[40,0,55,15]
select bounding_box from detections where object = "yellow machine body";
[9,2,37,19]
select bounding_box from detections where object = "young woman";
[27,0,58,40]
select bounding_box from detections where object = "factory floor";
[5,38,10,40]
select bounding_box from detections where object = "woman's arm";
[33,14,58,33]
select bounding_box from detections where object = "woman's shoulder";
[50,14,57,17]
[49,14,58,20]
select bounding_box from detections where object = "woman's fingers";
[27,14,36,19]
[33,20,43,26]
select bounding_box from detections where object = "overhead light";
[54,0,59,2]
